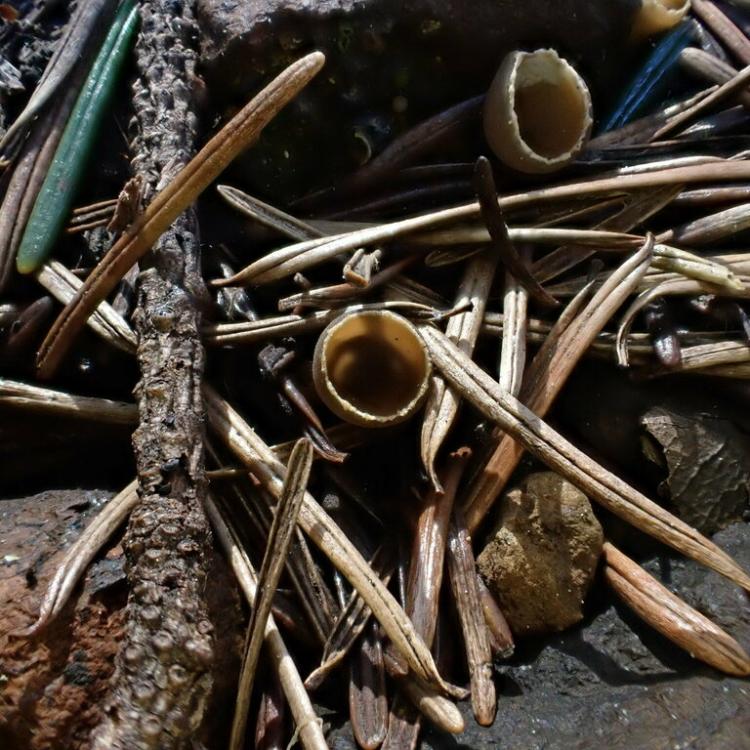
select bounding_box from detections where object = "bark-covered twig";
[91,2,214,747]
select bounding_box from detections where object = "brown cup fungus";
[312,310,431,428]
[483,48,593,175]
[631,0,690,41]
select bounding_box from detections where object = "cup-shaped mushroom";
[631,0,690,41]
[483,48,593,174]
[313,310,431,428]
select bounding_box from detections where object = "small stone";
[477,472,603,636]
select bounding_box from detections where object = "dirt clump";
[477,472,603,635]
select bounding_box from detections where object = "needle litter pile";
[1,0,750,748]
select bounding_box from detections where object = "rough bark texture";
[90,1,214,747]
[0,490,125,750]
[0,489,243,750]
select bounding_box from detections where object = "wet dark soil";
[0,487,243,750]
[2,486,747,749]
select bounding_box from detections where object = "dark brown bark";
[90,0,214,747]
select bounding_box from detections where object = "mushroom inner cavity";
[324,314,428,418]
[660,0,687,10]
[514,55,588,160]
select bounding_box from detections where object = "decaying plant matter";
[90,1,215,746]
[3,1,750,749]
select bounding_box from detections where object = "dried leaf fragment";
[641,406,750,534]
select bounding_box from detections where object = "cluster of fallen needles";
[3,0,750,748]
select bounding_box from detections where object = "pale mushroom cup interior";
[313,311,431,426]
[484,48,593,174]
[511,51,591,165]
[632,0,691,40]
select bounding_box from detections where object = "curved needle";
[36,51,326,378]
[474,156,558,307]
[13,480,139,637]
